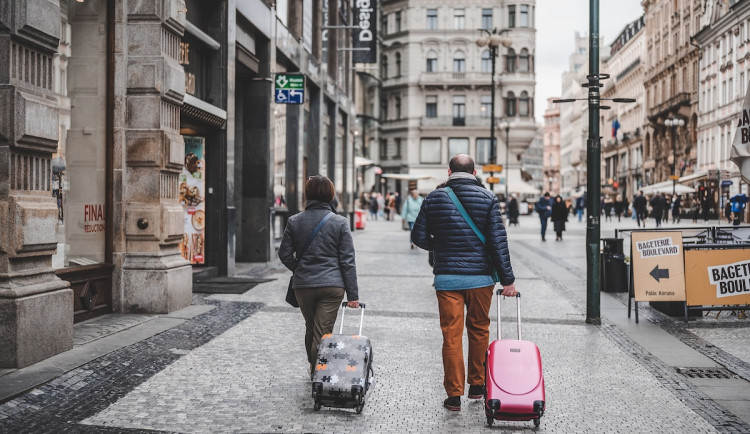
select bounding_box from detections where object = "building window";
[425,95,438,118]
[382,55,388,79]
[448,138,469,158]
[454,9,465,30]
[426,9,438,30]
[421,138,442,163]
[453,95,465,125]
[481,50,492,72]
[519,48,529,72]
[394,138,402,158]
[508,5,516,28]
[395,52,401,77]
[426,50,438,72]
[519,91,529,117]
[380,139,388,159]
[480,95,492,118]
[395,11,402,32]
[505,48,516,73]
[520,4,529,27]
[477,138,493,164]
[453,50,465,73]
[381,13,388,35]
[381,97,388,120]
[482,8,493,30]
[395,96,401,119]
[506,91,516,117]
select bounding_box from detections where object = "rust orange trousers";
[436,285,494,397]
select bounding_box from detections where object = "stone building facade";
[378,0,537,196]
[558,32,589,197]
[601,15,646,203]
[542,98,561,196]
[0,0,352,368]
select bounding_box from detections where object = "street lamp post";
[503,121,510,200]
[477,29,511,192]
[665,117,684,197]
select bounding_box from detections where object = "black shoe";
[443,396,461,411]
[467,385,485,400]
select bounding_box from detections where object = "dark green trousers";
[295,286,345,365]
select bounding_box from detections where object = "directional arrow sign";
[274,73,305,104]
[649,265,670,282]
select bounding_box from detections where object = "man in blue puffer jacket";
[411,154,517,412]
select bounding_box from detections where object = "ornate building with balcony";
[543,98,561,195]
[378,0,537,195]
[601,15,645,203]
[642,0,701,189]
[559,32,589,197]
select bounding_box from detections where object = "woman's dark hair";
[305,175,335,202]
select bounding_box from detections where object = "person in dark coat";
[650,193,666,227]
[550,195,568,241]
[535,192,553,241]
[633,190,648,227]
[672,196,681,224]
[411,154,517,412]
[614,196,624,222]
[507,194,520,226]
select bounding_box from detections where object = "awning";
[677,171,708,185]
[504,169,540,195]
[380,173,434,180]
[641,181,695,195]
[355,156,376,167]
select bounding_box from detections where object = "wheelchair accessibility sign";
[275,74,305,104]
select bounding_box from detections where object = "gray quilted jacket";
[278,201,359,301]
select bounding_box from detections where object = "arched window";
[519,48,529,72]
[382,55,388,79]
[426,50,438,72]
[519,91,529,116]
[481,50,492,72]
[453,50,466,73]
[395,53,402,77]
[505,48,516,73]
[506,91,516,117]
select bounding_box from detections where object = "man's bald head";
[449,154,475,174]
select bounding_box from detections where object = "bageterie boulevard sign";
[274,74,305,104]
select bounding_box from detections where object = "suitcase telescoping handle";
[339,302,366,336]
[496,289,521,341]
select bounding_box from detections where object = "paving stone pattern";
[74,314,157,346]
[0,300,261,433]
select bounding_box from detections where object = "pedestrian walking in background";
[672,195,681,224]
[278,175,359,376]
[369,192,379,220]
[535,192,553,241]
[383,193,392,221]
[411,154,517,412]
[650,193,665,227]
[634,190,648,227]
[725,200,733,224]
[401,189,424,249]
[575,194,586,222]
[394,191,402,216]
[551,195,568,241]
[377,192,385,219]
[507,194,520,226]
[614,195,624,222]
[662,194,670,223]
[604,196,613,222]
[692,198,700,223]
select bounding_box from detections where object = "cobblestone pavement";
[1,216,749,433]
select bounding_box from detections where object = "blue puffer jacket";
[411,177,515,286]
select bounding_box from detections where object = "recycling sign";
[274,73,305,104]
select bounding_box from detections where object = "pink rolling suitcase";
[484,291,546,427]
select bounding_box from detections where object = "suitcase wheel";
[486,415,493,427]
[314,400,321,411]
[533,417,540,427]
[356,402,364,414]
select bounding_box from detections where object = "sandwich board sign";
[274,73,305,104]
[631,231,686,301]
[685,248,750,306]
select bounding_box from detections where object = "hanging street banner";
[631,231,686,302]
[274,73,305,104]
[685,248,750,307]
[352,0,377,63]
[731,80,750,182]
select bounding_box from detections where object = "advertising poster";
[179,136,206,265]
[685,248,750,307]
[631,231,686,301]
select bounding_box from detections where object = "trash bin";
[355,209,366,230]
[602,238,627,292]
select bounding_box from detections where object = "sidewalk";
[1,216,749,432]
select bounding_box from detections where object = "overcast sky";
[535,0,645,121]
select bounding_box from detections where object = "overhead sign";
[352,0,377,63]
[482,164,503,173]
[685,248,750,307]
[274,73,305,104]
[486,177,500,184]
[668,175,680,180]
[631,231,686,301]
